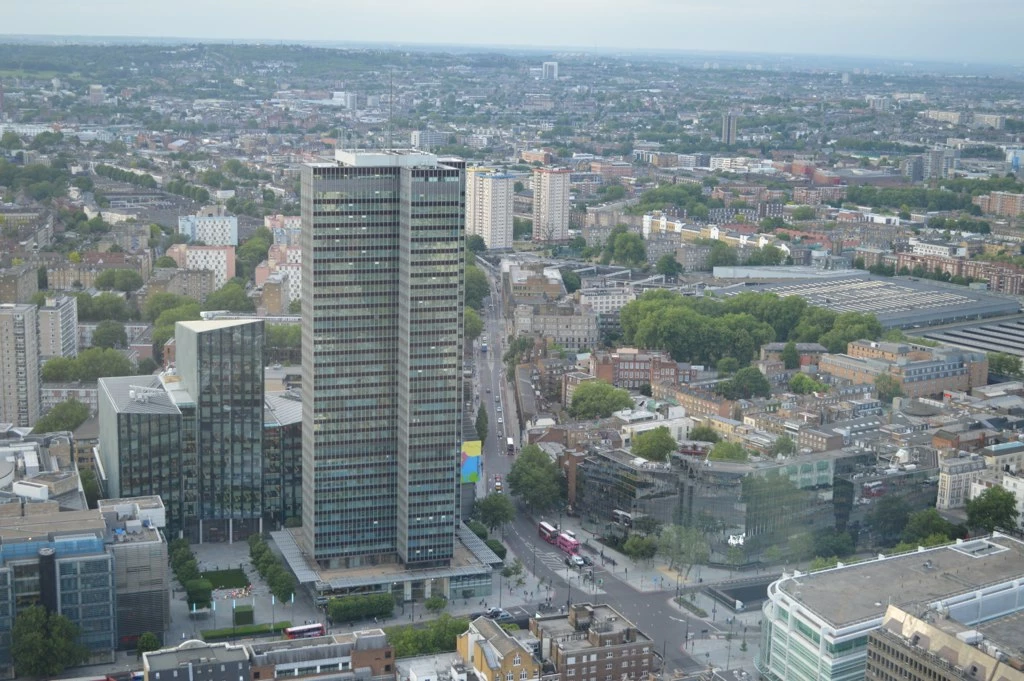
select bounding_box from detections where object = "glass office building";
[300,150,465,569]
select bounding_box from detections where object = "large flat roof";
[726,276,1019,329]
[777,534,1024,628]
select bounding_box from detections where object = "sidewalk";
[554,515,736,592]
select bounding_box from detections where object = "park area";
[201,568,250,590]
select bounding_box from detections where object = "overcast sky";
[11,0,1024,64]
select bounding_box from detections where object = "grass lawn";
[201,568,250,590]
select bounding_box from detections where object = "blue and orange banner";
[461,440,482,483]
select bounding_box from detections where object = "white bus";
[507,437,515,455]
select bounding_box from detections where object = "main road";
[470,261,707,677]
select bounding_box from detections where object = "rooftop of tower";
[334,148,440,168]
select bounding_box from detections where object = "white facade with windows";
[466,167,514,250]
[178,214,239,246]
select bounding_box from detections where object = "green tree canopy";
[464,308,483,342]
[506,444,562,513]
[717,366,771,399]
[708,441,748,462]
[622,535,658,561]
[136,632,161,659]
[144,292,194,322]
[689,424,720,443]
[466,234,487,254]
[868,496,911,545]
[465,263,489,310]
[32,399,89,434]
[569,380,634,419]
[153,303,202,350]
[791,206,816,220]
[875,374,903,404]
[788,373,827,395]
[988,352,1023,378]
[902,509,966,545]
[475,404,489,446]
[202,281,255,312]
[966,486,1020,533]
[655,253,684,278]
[94,269,143,292]
[632,426,677,462]
[12,606,89,679]
[91,320,127,349]
[781,341,800,369]
[657,524,709,575]
[560,268,582,293]
[771,434,797,457]
[475,493,516,531]
[154,255,178,268]
[75,292,130,322]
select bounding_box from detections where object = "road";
[471,262,706,677]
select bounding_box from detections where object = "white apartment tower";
[532,167,571,242]
[37,295,78,361]
[0,304,42,427]
[465,167,514,250]
[542,62,559,80]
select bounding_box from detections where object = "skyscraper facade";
[722,112,738,145]
[0,303,41,427]
[465,167,514,250]
[98,319,280,542]
[37,294,79,361]
[532,167,571,242]
[300,150,465,570]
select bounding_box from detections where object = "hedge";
[328,593,395,623]
[201,621,291,641]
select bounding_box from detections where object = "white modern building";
[37,295,78,360]
[532,167,571,242]
[542,61,559,80]
[165,244,236,288]
[465,167,514,250]
[758,534,1024,681]
[0,304,41,428]
[178,208,239,246]
[410,130,449,150]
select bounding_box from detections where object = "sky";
[9,0,1024,65]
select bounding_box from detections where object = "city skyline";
[7,0,1024,65]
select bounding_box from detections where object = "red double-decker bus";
[556,532,580,555]
[285,623,326,639]
[538,521,559,543]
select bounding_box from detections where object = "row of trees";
[620,290,882,366]
[248,534,297,602]
[385,614,469,658]
[31,399,89,435]
[43,347,137,382]
[165,178,211,204]
[95,163,158,189]
[327,593,395,624]
[169,539,213,609]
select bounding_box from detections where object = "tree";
[0,131,22,150]
[91,320,127,349]
[144,292,193,322]
[658,524,709,575]
[868,496,911,545]
[80,468,101,509]
[569,380,633,419]
[655,253,683,278]
[560,268,582,293]
[791,206,816,221]
[506,444,562,513]
[622,535,658,561]
[632,426,677,462]
[73,347,134,382]
[94,269,143,293]
[708,441,747,462]
[902,509,964,544]
[689,424,720,443]
[288,298,301,314]
[771,435,796,457]
[465,264,489,310]
[475,494,516,532]
[781,341,800,370]
[466,234,487,254]
[136,632,161,660]
[874,374,903,404]
[32,399,89,434]
[716,357,739,376]
[202,281,255,312]
[475,404,489,446]
[788,373,825,395]
[154,255,178,268]
[966,486,1020,533]
[425,595,448,615]
[11,606,89,678]
[464,308,484,342]
[42,356,76,382]
[988,352,1023,378]
[137,357,159,375]
[717,367,771,399]
[706,242,738,269]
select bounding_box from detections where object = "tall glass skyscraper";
[300,150,465,570]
